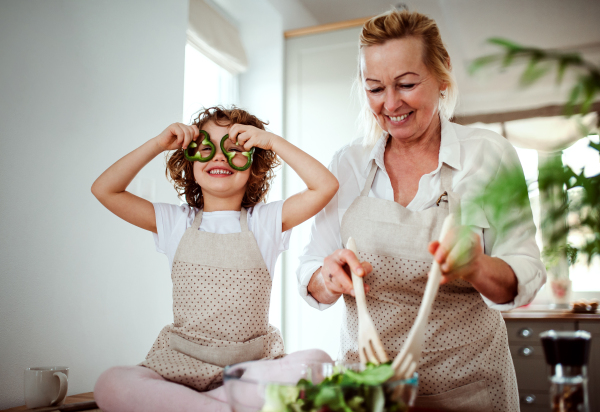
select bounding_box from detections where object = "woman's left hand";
[428,226,484,285]
[228,123,279,152]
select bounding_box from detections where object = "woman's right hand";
[309,249,373,304]
[154,123,199,151]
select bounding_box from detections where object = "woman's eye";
[400,84,416,89]
[368,88,383,94]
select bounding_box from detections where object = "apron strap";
[240,208,249,232]
[361,162,378,197]
[191,208,203,230]
[439,163,459,213]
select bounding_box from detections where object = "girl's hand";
[154,123,199,152]
[228,124,279,152]
[428,226,484,285]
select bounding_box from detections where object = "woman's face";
[361,37,445,143]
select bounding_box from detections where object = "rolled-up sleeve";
[481,147,547,310]
[297,155,344,311]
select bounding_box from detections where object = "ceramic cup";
[24,366,69,408]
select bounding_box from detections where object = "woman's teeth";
[209,169,232,175]
[390,113,410,122]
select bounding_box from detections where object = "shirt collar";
[365,116,462,174]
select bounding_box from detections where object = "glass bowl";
[223,359,418,412]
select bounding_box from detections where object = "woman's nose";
[384,89,402,113]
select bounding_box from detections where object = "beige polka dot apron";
[141,208,285,391]
[339,162,519,412]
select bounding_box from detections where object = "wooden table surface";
[1,393,98,412]
[1,392,443,411]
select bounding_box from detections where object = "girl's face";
[193,121,250,204]
[361,37,445,143]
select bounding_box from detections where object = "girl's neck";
[202,194,243,212]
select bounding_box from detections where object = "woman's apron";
[141,208,285,391]
[339,162,519,412]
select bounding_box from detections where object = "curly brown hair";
[165,106,280,209]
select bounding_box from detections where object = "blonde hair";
[357,9,458,146]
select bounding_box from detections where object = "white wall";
[0,1,187,408]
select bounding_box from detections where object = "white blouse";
[297,117,546,311]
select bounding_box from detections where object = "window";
[182,43,239,123]
[470,122,600,293]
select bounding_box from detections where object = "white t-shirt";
[153,200,291,279]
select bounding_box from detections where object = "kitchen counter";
[502,305,599,411]
[502,304,600,320]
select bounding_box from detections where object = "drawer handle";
[523,394,536,404]
[518,327,533,338]
[520,346,534,356]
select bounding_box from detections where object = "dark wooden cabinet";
[503,311,600,411]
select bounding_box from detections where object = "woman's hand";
[428,226,483,285]
[154,123,199,151]
[228,123,278,151]
[308,249,373,304]
[428,225,518,304]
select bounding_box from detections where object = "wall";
[0,1,187,408]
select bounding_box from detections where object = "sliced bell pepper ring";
[220,134,254,171]
[184,130,215,162]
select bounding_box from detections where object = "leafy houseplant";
[468,39,600,300]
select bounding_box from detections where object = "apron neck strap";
[239,208,249,232]
[190,207,249,232]
[440,163,453,192]
[361,162,378,197]
[191,208,204,230]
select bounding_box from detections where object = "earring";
[440,90,447,98]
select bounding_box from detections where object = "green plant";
[468,38,600,267]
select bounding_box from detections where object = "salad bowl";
[223,359,418,412]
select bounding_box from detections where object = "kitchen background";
[0,0,598,409]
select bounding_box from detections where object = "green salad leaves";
[260,363,409,412]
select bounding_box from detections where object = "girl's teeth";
[390,113,410,122]
[209,169,232,175]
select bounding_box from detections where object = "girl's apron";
[141,208,285,391]
[339,162,519,412]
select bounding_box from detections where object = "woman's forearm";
[470,255,518,304]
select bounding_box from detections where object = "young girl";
[91,106,338,411]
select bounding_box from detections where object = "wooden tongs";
[346,213,455,378]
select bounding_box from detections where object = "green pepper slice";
[220,134,254,171]
[184,130,215,162]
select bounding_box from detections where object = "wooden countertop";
[1,393,98,412]
[502,305,600,320]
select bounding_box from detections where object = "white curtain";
[187,0,248,74]
[505,112,598,153]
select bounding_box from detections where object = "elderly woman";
[297,9,546,412]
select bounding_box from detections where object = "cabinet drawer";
[510,343,545,360]
[520,391,549,411]
[577,321,600,335]
[506,320,572,342]
[513,356,549,391]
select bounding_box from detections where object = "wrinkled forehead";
[360,37,426,80]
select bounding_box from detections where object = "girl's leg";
[94,365,228,412]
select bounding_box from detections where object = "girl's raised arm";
[91,123,199,233]
[228,124,339,232]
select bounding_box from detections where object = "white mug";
[24,366,69,408]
